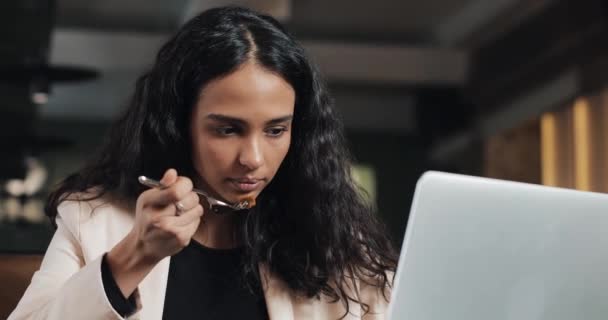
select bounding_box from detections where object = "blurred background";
[2,0,608,316]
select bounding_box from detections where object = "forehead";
[194,62,296,117]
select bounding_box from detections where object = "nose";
[238,136,264,170]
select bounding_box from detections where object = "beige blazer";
[8,199,389,320]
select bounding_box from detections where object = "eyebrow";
[206,114,293,125]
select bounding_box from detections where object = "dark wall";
[347,131,428,248]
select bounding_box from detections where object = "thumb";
[160,168,178,187]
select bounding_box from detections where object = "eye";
[266,127,288,137]
[215,126,239,136]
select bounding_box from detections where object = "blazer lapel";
[136,256,171,320]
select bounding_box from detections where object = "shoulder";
[56,191,134,241]
[349,271,393,319]
[358,271,393,304]
[56,191,112,224]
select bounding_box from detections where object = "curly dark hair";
[45,6,397,317]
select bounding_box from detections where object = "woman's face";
[190,61,295,205]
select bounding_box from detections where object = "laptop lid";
[388,171,608,320]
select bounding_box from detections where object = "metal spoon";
[137,176,252,213]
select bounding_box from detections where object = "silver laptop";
[388,171,608,320]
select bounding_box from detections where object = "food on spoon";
[238,197,256,209]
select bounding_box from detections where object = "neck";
[193,209,242,249]
[190,177,245,249]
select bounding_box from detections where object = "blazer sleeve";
[8,201,138,320]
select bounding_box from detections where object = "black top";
[102,241,268,319]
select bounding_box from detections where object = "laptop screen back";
[388,172,608,320]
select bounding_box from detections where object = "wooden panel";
[586,92,608,192]
[540,88,608,193]
[0,255,43,319]
[484,118,541,184]
[541,104,575,188]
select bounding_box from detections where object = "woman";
[10,6,397,320]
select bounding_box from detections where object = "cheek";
[269,137,291,169]
[203,142,233,163]
[192,137,232,174]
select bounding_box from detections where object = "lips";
[228,178,263,193]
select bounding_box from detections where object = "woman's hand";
[132,168,204,262]
[107,168,204,297]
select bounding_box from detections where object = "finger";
[174,192,200,212]
[150,176,194,207]
[139,183,194,218]
[138,187,167,210]
[139,168,178,206]
[180,216,202,240]
[160,168,178,187]
[138,189,176,218]
[173,204,204,227]
[152,205,203,231]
